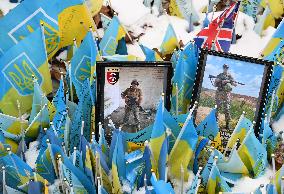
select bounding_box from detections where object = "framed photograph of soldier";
[96,61,172,140]
[191,49,273,146]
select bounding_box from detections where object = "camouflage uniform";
[214,71,236,128]
[121,83,143,126]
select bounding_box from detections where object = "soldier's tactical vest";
[218,73,233,92]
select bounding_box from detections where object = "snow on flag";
[194,1,240,52]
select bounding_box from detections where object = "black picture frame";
[191,49,273,138]
[96,61,173,141]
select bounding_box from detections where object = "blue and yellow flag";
[85,0,103,16]
[168,0,200,24]
[71,31,100,94]
[261,119,277,159]
[0,0,60,58]
[182,42,199,105]
[207,162,232,194]
[112,135,123,194]
[139,44,163,61]
[150,97,166,177]
[60,160,89,194]
[159,24,179,56]
[100,13,112,31]
[168,115,198,180]
[0,28,52,117]
[85,145,95,185]
[29,78,49,125]
[254,5,271,35]
[58,0,95,48]
[240,0,261,22]
[217,146,249,175]
[0,153,45,192]
[99,16,127,56]
[158,135,169,181]
[171,56,185,114]
[70,79,93,149]
[225,114,252,151]
[171,42,199,114]
[238,130,267,178]
[261,19,284,58]
[0,113,27,139]
[52,79,66,141]
[260,0,284,19]
[196,108,222,151]
[150,172,175,194]
[99,127,109,155]
[275,165,284,193]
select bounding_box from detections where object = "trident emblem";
[2,53,43,96]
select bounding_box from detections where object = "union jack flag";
[194,1,240,52]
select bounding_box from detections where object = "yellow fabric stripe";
[168,141,193,181]
[58,4,94,48]
[150,135,165,177]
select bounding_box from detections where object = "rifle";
[209,75,245,86]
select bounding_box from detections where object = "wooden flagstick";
[180,164,184,194]
[2,166,6,194]
[108,117,116,130]
[99,122,103,140]
[281,176,284,194]
[259,184,265,193]
[163,9,181,47]
[272,153,276,185]
[211,5,217,22]
[80,121,85,138]
[44,179,49,194]
[62,60,74,102]
[112,11,134,44]
[73,147,77,166]
[17,100,25,160]
[97,177,102,194]
[50,121,59,137]
[144,174,148,191]
[57,154,65,192]
[62,142,67,155]
[95,151,100,186]
[91,131,96,143]
[175,83,179,116]
[24,104,48,135]
[69,183,74,194]
[63,178,69,194]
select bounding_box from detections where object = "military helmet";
[223,64,229,69]
[131,79,139,85]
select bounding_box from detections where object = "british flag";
[194,1,240,52]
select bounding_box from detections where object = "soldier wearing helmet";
[121,79,143,129]
[214,64,237,129]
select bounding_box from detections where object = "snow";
[24,141,40,169]
[0,0,18,15]
[232,166,274,193]
[133,186,154,194]
[272,115,284,133]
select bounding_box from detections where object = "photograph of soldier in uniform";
[103,66,167,133]
[195,54,266,131]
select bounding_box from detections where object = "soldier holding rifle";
[121,79,143,130]
[209,64,245,129]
